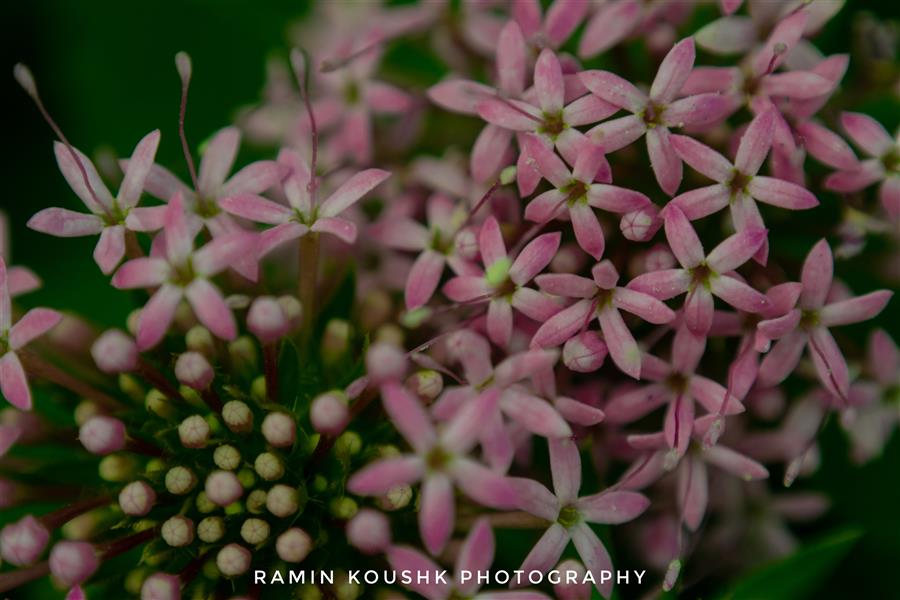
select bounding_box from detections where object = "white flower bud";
[198,517,225,543]
[161,516,194,547]
[205,471,243,506]
[240,518,270,545]
[261,413,295,448]
[346,509,391,555]
[185,326,215,358]
[216,544,251,577]
[365,342,406,384]
[118,481,156,516]
[254,452,284,481]
[213,445,241,471]
[246,490,267,514]
[222,401,253,434]
[266,484,300,518]
[310,392,349,436]
[165,467,197,495]
[247,296,290,344]
[178,415,210,449]
[91,330,138,374]
[175,352,214,390]
[275,528,312,563]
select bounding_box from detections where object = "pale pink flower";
[0,258,63,410]
[521,135,652,259]
[532,260,676,379]
[578,0,644,59]
[442,216,561,347]
[348,382,516,555]
[628,206,771,335]
[581,38,731,195]
[111,193,256,349]
[510,438,649,598]
[0,212,40,297]
[219,149,390,258]
[757,239,893,400]
[513,0,589,53]
[387,518,550,600]
[669,110,818,264]
[28,130,160,274]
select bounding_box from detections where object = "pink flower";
[581,38,731,195]
[442,216,561,347]
[628,206,771,335]
[513,0,589,53]
[28,130,160,274]
[825,112,900,224]
[532,260,676,379]
[510,438,650,598]
[387,518,550,600]
[0,212,40,297]
[0,258,63,410]
[220,149,390,258]
[111,193,256,350]
[578,0,644,58]
[521,135,652,259]
[757,239,893,400]
[348,382,516,555]
[669,110,818,263]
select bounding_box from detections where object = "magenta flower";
[220,149,390,258]
[532,260,676,379]
[111,193,256,350]
[522,135,652,259]
[825,112,900,224]
[510,438,650,598]
[28,130,160,274]
[387,518,550,600]
[628,206,771,335]
[757,239,893,400]
[0,258,62,410]
[669,110,818,263]
[443,216,561,347]
[348,381,516,556]
[581,38,730,195]
[605,325,745,460]
[476,49,618,195]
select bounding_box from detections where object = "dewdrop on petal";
[49,541,98,586]
[175,352,214,390]
[91,330,138,374]
[119,481,157,516]
[140,572,181,600]
[240,518,270,544]
[161,516,194,548]
[213,445,241,470]
[554,559,590,600]
[261,412,295,447]
[178,415,210,449]
[223,401,253,433]
[206,470,243,506]
[165,466,197,495]
[198,517,225,543]
[310,392,349,436]
[79,416,126,455]
[266,484,300,518]
[247,296,290,344]
[563,331,609,372]
[365,342,406,384]
[275,528,312,563]
[254,452,284,481]
[0,515,50,566]
[346,509,391,555]
[216,544,251,577]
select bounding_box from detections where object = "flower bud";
[140,572,181,600]
[49,541,98,586]
[195,492,216,514]
[165,467,197,495]
[92,330,138,374]
[223,401,254,433]
[216,544,251,577]
[61,511,99,541]
[119,481,157,516]
[247,296,290,344]
[178,415,210,449]
[563,332,609,372]
[213,445,241,470]
[359,290,391,331]
[73,401,101,427]
[310,392,349,436]
[554,559,590,600]
[79,416,126,455]
[277,295,303,331]
[266,484,300,518]
[346,509,390,555]
[206,471,243,506]
[261,412,295,447]
[322,319,351,364]
[185,326,215,358]
[0,515,49,566]
[620,207,662,242]
[406,370,442,401]
[228,336,258,372]
[247,489,268,514]
[551,243,588,274]
[374,324,404,346]
[365,342,406,384]
[175,352,214,390]
[275,528,312,563]
[240,518,270,544]
[161,516,194,547]
[455,227,478,260]
[99,455,138,482]
[127,309,142,337]
[379,485,412,511]
[330,497,358,520]
[254,452,284,481]
[198,517,225,543]
[146,389,176,419]
[335,431,362,458]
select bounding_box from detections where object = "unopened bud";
[366,342,407,383]
[127,309,142,336]
[99,455,138,482]
[500,165,517,186]
[240,518,270,544]
[322,319,351,364]
[73,401,101,427]
[49,541,98,586]
[335,431,362,458]
[146,389,176,419]
[198,517,225,543]
[330,497,358,520]
[165,466,197,495]
[380,485,412,511]
[266,484,300,518]
[620,207,662,242]
[455,227,478,260]
[346,509,391,554]
[276,528,312,563]
[92,330,138,373]
[141,572,180,600]
[214,445,241,470]
[247,296,291,344]
[0,515,49,566]
[195,491,216,514]
[261,412,296,448]
[223,401,254,433]
[277,295,303,331]
[310,392,349,436]
[178,415,210,449]
[406,370,443,401]
[175,352,214,390]
[161,516,194,547]
[206,471,243,506]
[175,51,192,84]
[254,452,284,481]
[554,559,590,600]
[663,559,682,591]
[216,544,251,577]
[119,481,157,516]
[13,63,38,98]
[563,332,608,372]
[228,336,258,372]
[359,290,392,331]
[185,326,215,357]
[246,489,268,514]
[374,324,404,346]
[79,416,126,455]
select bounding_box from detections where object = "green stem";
[299,232,321,344]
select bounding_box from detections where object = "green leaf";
[716,528,862,600]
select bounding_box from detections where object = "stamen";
[175,52,200,191]
[320,36,384,73]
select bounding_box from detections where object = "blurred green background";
[1,1,898,598]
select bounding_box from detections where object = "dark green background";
[1,1,898,598]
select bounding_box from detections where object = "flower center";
[799,309,820,330]
[344,81,360,105]
[594,288,615,310]
[563,180,589,206]
[690,263,714,288]
[728,170,752,196]
[485,257,512,289]
[429,229,453,255]
[539,111,566,137]
[195,197,220,219]
[425,446,451,471]
[882,147,900,173]
[642,102,665,128]
[665,372,690,394]
[557,505,580,528]
[171,259,196,287]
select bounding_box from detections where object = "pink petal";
[684,287,715,334]
[519,524,569,578]
[443,276,490,303]
[9,308,62,350]
[93,225,125,275]
[365,82,412,113]
[510,232,561,285]
[112,257,169,289]
[382,381,436,453]
[627,269,691,300]
[604,382,669,423]
[405,250,445,309]
[664,93,732,128]
[192,231,257,278]
[479,216,507,267]
[690,375,744,415]
[136,163,192,202]
[576,490,650,524]
[711,275,771,314]
[0,352,31,410]
[820,291,892,328]
[27,208,104,237]
[185,279,236,340]
[578,70,647,113]
[570,522,614,599]
[509,476,559,521]
[8,267,40,297]
[797,121,858,170]
[880,176,900,221]
[758,309,801,341]
[387,546,448,600]
[841,112,895,157]
[348,456,424,495]
[522,135,572,189]
[531,299,594,348]
[512,0,541,38]
[670,134,733,182]
[707,227,767,273]
[682,66,741,96]
[497,21,527,97]
[572,142,606,184]
[124,206,167,232]
[135,284,183,350]
[735,109,776,176]
[747,176,818,210]
[578,0,642,58]
[570,202,605,260]
[222,161,282,197]
[869,330,899,386]
[730,194,768,264]
[760,71,834,99]
[198,127,240,196]
[258,222,308,257]
[704,445,768,480]
[455,519,494,594]
[119,130,161,208]
[0,423,21,456]
[696,15,757,54]
[598,307,641,379]
[535,49,565,114]
[800,239,833,309]
[450,457,517,509]
[512,287,563,321]
[477,98,541,131]
[370,218,429,251]
[585,184,650,213]
[427,79,495,115]
[487,298,514,347]
[587,115,646,153]
[650,38,695,104]
[670,185,731,220]
[809,327,850,400]
[311,217,357,244]
[163,193,193,266]
[320,169,391,218]
[544,0,589,47]
[751,10,809,76]
[501,391,571,438]
[53,142,114,214]
[613,288,676,324]
[536,273,596,298]
[662,206,704,268]
[647,127,682,196]
[758,330,807,387]
[525,190,568,223]
[825,161,885,193]
[471,125,514,183]
[664,393,694,457]
[420,473,454,555]
[555,396,605,426]
[563,95,619,127]
[678,456,708,531]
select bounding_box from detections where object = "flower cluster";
[1,1,897,599]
